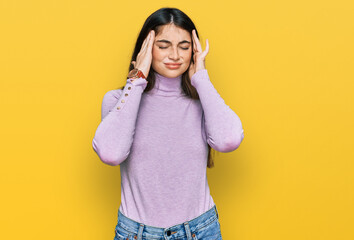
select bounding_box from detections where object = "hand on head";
[132,30,155,78]
[188,29,209,79]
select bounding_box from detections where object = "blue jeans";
[114,205,223,240]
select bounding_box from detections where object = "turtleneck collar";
[149,71,183,96]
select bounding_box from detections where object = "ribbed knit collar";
[149,71,183,96]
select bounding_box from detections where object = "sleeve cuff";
[190,69,210,88]
[127,77,148,89]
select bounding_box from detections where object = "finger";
[201,39,209,58]
[192,30,197,52]
[144,31,152,47]
[131,61,136,67]
[188,61,194,72]
[189,60,194,67]
[192,29,203,53]
[140,32,150,51]
[147,30,155,51]
[141,31,151,52]
[188,61,193,72]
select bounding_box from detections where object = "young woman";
[92,7,244,240]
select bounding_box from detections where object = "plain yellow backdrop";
[1,0,353,239]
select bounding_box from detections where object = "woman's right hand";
[131,30,155,78]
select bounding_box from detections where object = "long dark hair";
[120,7,216,168]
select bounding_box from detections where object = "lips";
[164,63,182,69]
[165,63,182,66]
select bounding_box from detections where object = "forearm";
[191,69,244,152]
[92,77,147,165]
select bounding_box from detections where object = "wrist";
[127,68,146,79]
[191,69,209,88]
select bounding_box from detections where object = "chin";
[164,71,184,78]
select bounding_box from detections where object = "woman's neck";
[149,71,183,96]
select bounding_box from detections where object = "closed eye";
[158,46,189,50]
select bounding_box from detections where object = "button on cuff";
[126,77,148,88]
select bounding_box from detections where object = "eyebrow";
[156,39,191,44]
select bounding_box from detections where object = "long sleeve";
[191,69,244,153]
[92,77,148,166]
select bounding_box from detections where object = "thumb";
[188,62,194,74]
[131,61,136,67]
[189,61,194,69]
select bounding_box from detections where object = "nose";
[168,46,180,60]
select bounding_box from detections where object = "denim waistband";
[117,204,219,239]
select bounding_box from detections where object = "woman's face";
[152,24,192,78]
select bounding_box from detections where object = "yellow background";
[1,0,353,239]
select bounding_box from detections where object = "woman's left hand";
[188,29,209,80]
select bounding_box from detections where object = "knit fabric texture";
[92,69,244,228]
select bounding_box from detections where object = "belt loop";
[137,223,144,240]
[183,222,193,240]
[214,205,219,219]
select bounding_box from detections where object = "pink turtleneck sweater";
[92,69,244,228]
